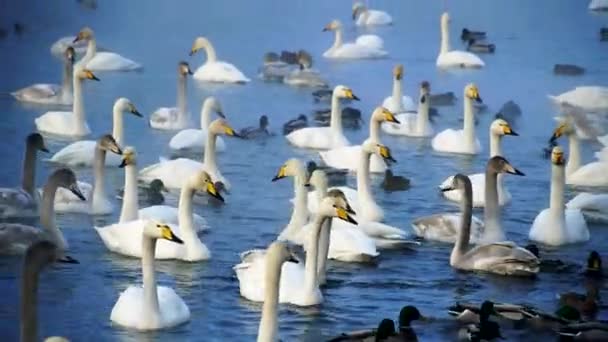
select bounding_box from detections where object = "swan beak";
[189,48,197,56]
[69,184,86,201]
[40,146,50,153]
[272,166,287,182]
[304,182,311,187]
[504,126,518,136]
[58,255,79,264]
[383,108,400,124]
[130,107,143,117]
[288,254,299,263]
[110,144,123,155]
[440,185,455,192]
[223,125,240,138]
[506,165,525,176]
[346,89,360,101]
[345,203,356,215]
[216,110,226,119]
[72,35,82,43]
[378,145,397,163]
[474,95,483,103]
[322,25,330,32]
[206,181,224,203]
[336,206,358,225]
[550,125,566,142]
[119,158,128,168]
[161,225,184,244]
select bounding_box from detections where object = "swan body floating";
[381,65,415,114]
[432,83,482,154]
[549,86,608,114]
[110,221,190,330]
[169,97,226,152]
[590,0,608,11]
[440,118,518,207]
[190,36,250,83]
[73,27,142,71]
[567,192,608,223]
[529,146,589,246]
[34,67,99,138]
[382,80,434,137]
[49,98,141,166]
[149,62,193,130]
[286,85,358,149]
[322,20,387,59]
[352,2,393,26]
[436,13,484,69]
[12,47,75,105]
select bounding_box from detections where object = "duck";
[319,107,400,173]
[49,98,141,166]
[559,286,599,319]
[381,65,416,114]
[286,85,358,150]
[439,118,518,207]
[283,52,328,88]
[12,47,75,105]
[430,91,457,106]
[322,20,388,59]
[589,0,608,11]
[553,64,585,76]
[307,161,348,186]
[0,133,49,218]
[51,135,122,214]
[149,61,193,130]
[168,97,226,152]
[549,86,608,113]
[234,195,358,307]
[19,241,77,342]
[0,168,85,255]
[458,301,504,341]
[96,169,222,261]
[352,2,393,26]
[283,114,308,135]
[529,146,590,246]
[460,28,487,41]
[258,52,297,81]
[73,27,142,71]
[140,119,239,190]
[466,39,495,54]
[313,106,363,129]
[601,27,608,41]
[110,221,190,330]
[240,115,271,139]
[436,13,484,69]
[523,244,573,273]
[494,100,522,124]
[190,36,250,83]
[34,66,99,138]
[381,81,434,137]
[432,83,483,154]
[381,169,410,192]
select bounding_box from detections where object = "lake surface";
[1,0,607,340]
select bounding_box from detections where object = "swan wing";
[432,129,481,154]
[381,96,416,113]
[139,205,208,231]
[86,52,142,71]
[319,145,386,173]
[35,111,90,137]
[0,223,44,254]
[149,107,189,130]
[11,84,65,104]
[567,161,608,187]
[362,10,393,26]
[169,129,204,150]
[286,126,348,149]
[564,209,590,242]
[437,51,485,68]
[412,213,484,243]
[139,158,204,189]
[327,219,379,259]
[193,61,250,83]
[324,41,387,59]
[550,86,608,112]
[49,140,96,166]
[355,34,384,50]
[567,192,608,212]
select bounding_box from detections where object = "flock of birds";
[3,1,608,341]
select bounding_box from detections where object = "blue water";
[1,0,607,340]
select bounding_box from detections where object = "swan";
[50,35,89,57]
[73,27,142,71]
[34,66,99,138]
[381,65,415,114]
[548,86,608,114]
[110,221,190,330]
[49,98,141,166]
[319,106,399,173]
[149,61,193,130]
[254,241,298,342]
[322,20,388,59]
[381,81,434,137]
[432,83,483,154]
[240,115,271,140]
[0,133,49,218]
[446,173,540,277]
[352,2,393,26]
[51,135,122,214]
[168,97,226,151]
[190,36,250,83]
[436,12,484,69]
[139,119,239,190]
[567,192,608,223]
[20,241,77,342]
[259,52,296,81]
[272,159,310,243]
[234,195,358,306]
[0,168,85,255]
[440,118,518,207]
[529,146,590,245]
[286,85,358,150]
[12,47,75,105]
[97,169,222,261]
[590,0,608,11]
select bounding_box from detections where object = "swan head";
[372,107,400,124]
[306,169,328,190]
[27,133,49,153]
[115,97,142,117]
[333,85,360,101]
[143,221,184,244]
[75,67,100,81]
[190,36,212,56]
[440,173,471,193]
[272,158,304,182]
[191,170,224,203]
[487,156,525,176]
[352,3,366,19]
[441,12,450,26]
[119,146,136,168]
[73,27,94,43]
[490,119,518,137]
[178,61,193,77]
[205,97,225,118]
[464,83,482,103]
[266,241,299,265]
[399,306,425,328]
[323,20,342,32]
[208,118,240,137]
[318,196,358,225]
[362,140,397,164]
[97,134,123,155]
[393,64,404,80]
[551,146,565,166]
[25,241,78,274]
[64,47,75,64]
[51,168,86,201]
[327,189,356,215]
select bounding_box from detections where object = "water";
[1,0,607,340]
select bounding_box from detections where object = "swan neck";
[20,260,40,342]
[41,179,64,250]
[112,105,124,146]
[392,77,402,110]
[316,220,331,285]
[203,130,218,170]
[257,250,282,342]
[330,91,343,136]
[357,149,373,203]
[454,180,473,256]
[73,74,86,135]
[177,74,188,126]
[62,58,73,96]
[119,163,139,223]
[550,163,565,218]
[483,169,504,241]
[489,132,502,157]
[142,237,161,326]
[332,28,343,49]
[203,41,217,63]
[178,185,196,240]
[288,167,308,229]
[83,38,97,65]
[417,93,430,134]
[305,215,324,293]
[463,96,475,149]
[22,144,37,196]
[200,100,213,130]
[440,19,450,54]
[567,134,581,175]
[92,147,107,208]
[369,117,381,142]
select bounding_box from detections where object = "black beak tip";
[352,95,360,101]
[133,110,143,117]
[41,147,50,153]
[348,216,358,225]
[304,183,311,187]
[510,131,519,136]
[59,255,79,264]
[213,192,225,203]
[217,111,226,118]
[171,235,185,244]
[271,176,281,182]
[476,97,483,103]
[393,118,401,125]
[288,256,299,263]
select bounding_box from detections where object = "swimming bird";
[437,13,484,69]
[322,20,387,59]
[190,36,250,83]
[73,27,142,71]
[149,61,193,130]
[553,64,585,76]
[381,65,415,114]
[240,115,271,139]
[467,39,495,54]
[549,86,608,114]
[381,81,434,137]
[458,301,504,341]
[352,2,393,26]
[283,114,308,135]
[461,28,486,41]
[313,107,363,129]
[168,97,226,152]
[381,169,410,192]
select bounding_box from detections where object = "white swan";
[567,192,608,223]
[34,66,99,138]
[286,85,358,150]
[432,83,482,155]
[49,98,141,166]
[589,0,608,11]
[381,65,415,113]
[352,2,393,26]
[0,168,85,255]
[12,47,75,105]
[51,135,122,214]
[97,170,222,261]
[73,27,142,71]
[322,20,388,59]
[139,119,239,190]
[168,97,226,152]
[446,174,540,277]
[234,196,358,306]
[381,81,434,137]
[0,133,48,219]
[149,61,193,130]
[190,36,250,83]
[549,86,608,114]
[436,12,484,69]
[440,118,518,207]
[529,146,589,246]
[110,221,190,330]
[50,36,89,57]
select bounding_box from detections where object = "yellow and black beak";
[72,34,82,43]
[119,158,128,168]
[504,125,518,136]
[383,108,400,124]
[552,151,565,166]
[160,225,184,244]
[346,89,360,101]
[345,203,356,215]
[189,48,198,56]
[206,181,224,203]
[550,124,566,143]
[378,145,397,163]
[272,165,287,182]
[86,70,100,81]
[224,124,241,138]
[322,24,331,32]
[335,205,358,225]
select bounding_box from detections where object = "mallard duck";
[467,39,495,54]
[461,28,487,41]
[559,287,599,319]
[458,301,503,341]
[585,251,603,278]
[239,115,271,139]
[313,107,362,129]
